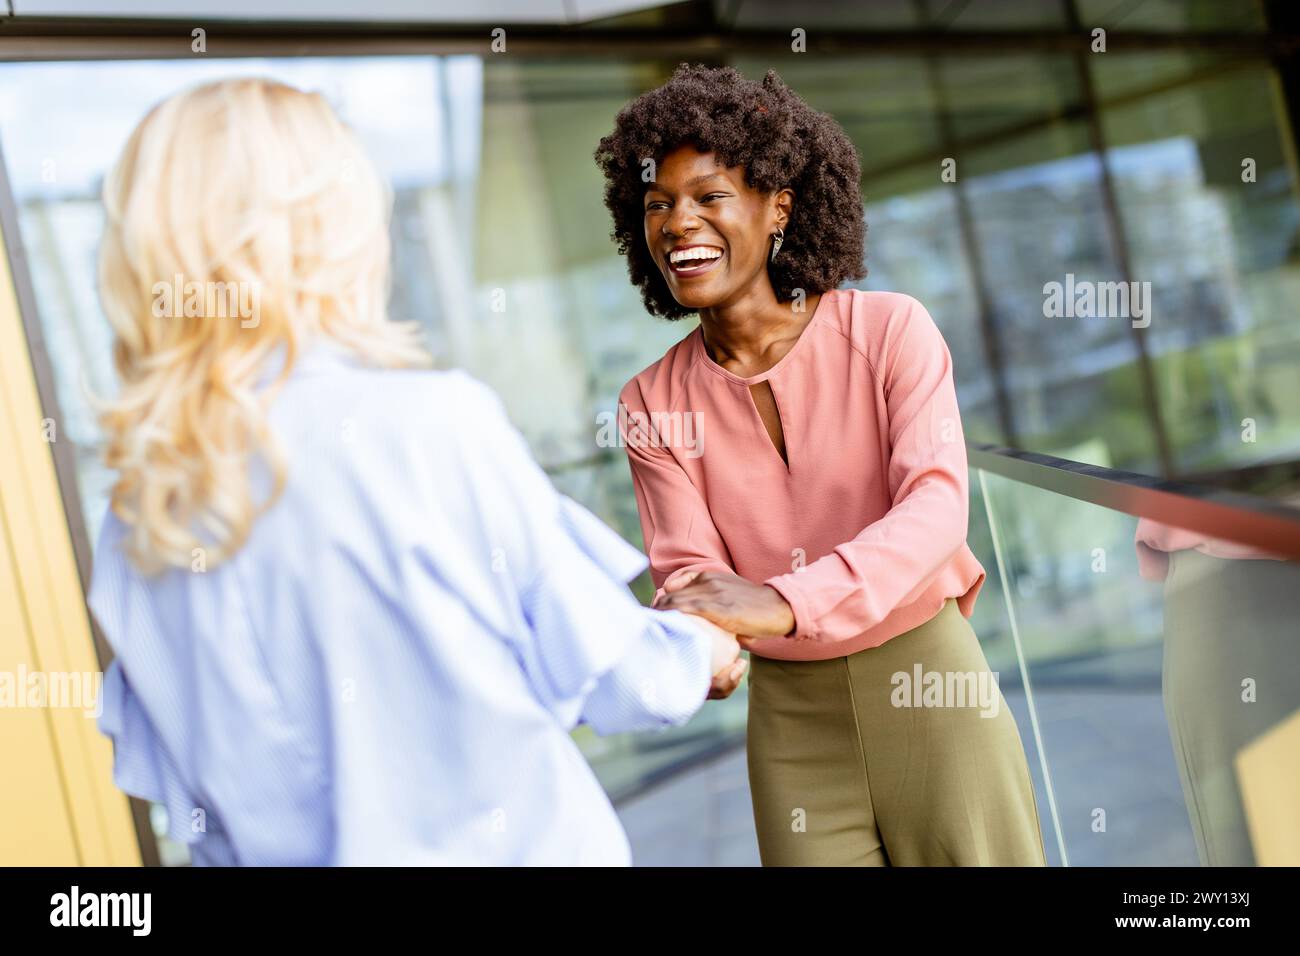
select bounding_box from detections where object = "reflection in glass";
[977,465,1300,866]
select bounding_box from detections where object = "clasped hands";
[653,571,796,700]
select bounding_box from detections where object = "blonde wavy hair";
[98,77,431,574]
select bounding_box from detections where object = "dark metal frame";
[0,18,1295,59]
[1064,0,1174,477]
[915,0,1019,448]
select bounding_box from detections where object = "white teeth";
[669,247,723,265]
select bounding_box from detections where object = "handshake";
[651,570,798,701]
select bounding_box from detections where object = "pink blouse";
[618,288,987,662]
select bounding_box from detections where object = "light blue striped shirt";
[88,344,714,865]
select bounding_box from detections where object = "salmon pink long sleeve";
[618,289,986,662]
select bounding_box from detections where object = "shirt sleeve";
[763,297,971,643]
[580,608,719,735]
[458,374,713,733]
[618,382,735,601]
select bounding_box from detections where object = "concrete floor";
[618,745,760,867]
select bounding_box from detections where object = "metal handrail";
[968,442,1300,562]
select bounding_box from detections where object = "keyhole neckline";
[690,290,834,387]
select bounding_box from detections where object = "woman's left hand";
[654,571,795,639]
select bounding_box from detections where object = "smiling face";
[643,146,792,313]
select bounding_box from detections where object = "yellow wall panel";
[0,501,80,865]
[0,215,141,865]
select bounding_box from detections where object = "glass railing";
[966,442,1300,866]
[606,442,1300,868]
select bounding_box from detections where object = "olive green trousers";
[746,598,1048,866]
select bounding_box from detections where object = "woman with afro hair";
[597,64,1047,867]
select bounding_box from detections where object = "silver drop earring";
[770,227,785,263]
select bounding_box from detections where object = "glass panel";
[732,0,921,30]
[1091,48,1226,101]
[3,55,480,865]
[964,466,1062,866]
[1096,60,1300,479]
[748,55,945,174]
[942,0,1067,30]
[1076,0,1267,33]
[861,180,1004,444]
[2,56,480,547]
[938,53,1082,143]
[974,465,1300,865]
[963,120,1157,470]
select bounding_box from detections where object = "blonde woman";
[89,78,743,866]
